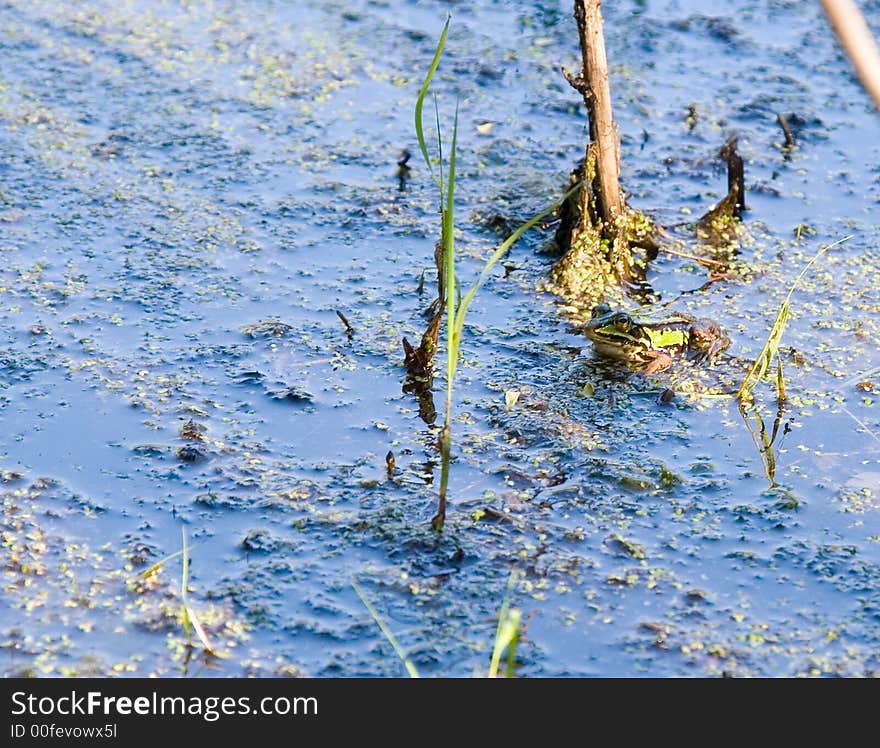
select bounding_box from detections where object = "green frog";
[583,304,730,374]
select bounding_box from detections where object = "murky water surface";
[2,0,880,677]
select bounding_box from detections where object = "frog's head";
[583,304,653,362]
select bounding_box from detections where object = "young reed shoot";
[414,16,580,529]
[737,235,851,402]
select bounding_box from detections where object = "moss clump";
[542,203,657,319]
[696,184,747,249]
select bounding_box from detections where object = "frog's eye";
[611,312,632,332]
[591,303,611,318]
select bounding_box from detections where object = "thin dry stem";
[820,0,880,111]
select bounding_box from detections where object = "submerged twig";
[657,245,730,268]
[336,309,354,338]
[385,450,396,479]
[396,149,412,191]
[777,113,796,151]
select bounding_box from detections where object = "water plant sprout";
[736,235,851,403]
[353,571,522,678]
[414,17,576,529]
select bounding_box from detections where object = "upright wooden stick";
[564,0,623,226]
[820,0,880,111]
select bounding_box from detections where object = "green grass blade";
[139,541,204,578]
[415,16,450,183]
[841,405,880,447]
[504,609,522,678]
[186,604,215,654]
[775,354,786,404]
[181,527,190,641]
[444,105,459,385]
[173,531,215,654]
[738,300,789,397]
[489,608,521,678]
[451,182,582,363]
[737,235,851,401]
[488,571,521,678]
[434,96,445,208]
[352,581,419,678]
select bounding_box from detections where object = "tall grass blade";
[434,96,444,202]
[434,181,581,530]
[488,608,522,678]
[433,104,459,531]
[488,571,522,678]
[415,16,451,185]
[737,235,851,401]
[352,581,420,678]
[181,527,191,641]
[841,405,880,447]
[444,105,459,387]
[504,609,522,678]
[186,605,215,654]
[177,528,215,653]
[737,299,789,400]
[415,15,579,530]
